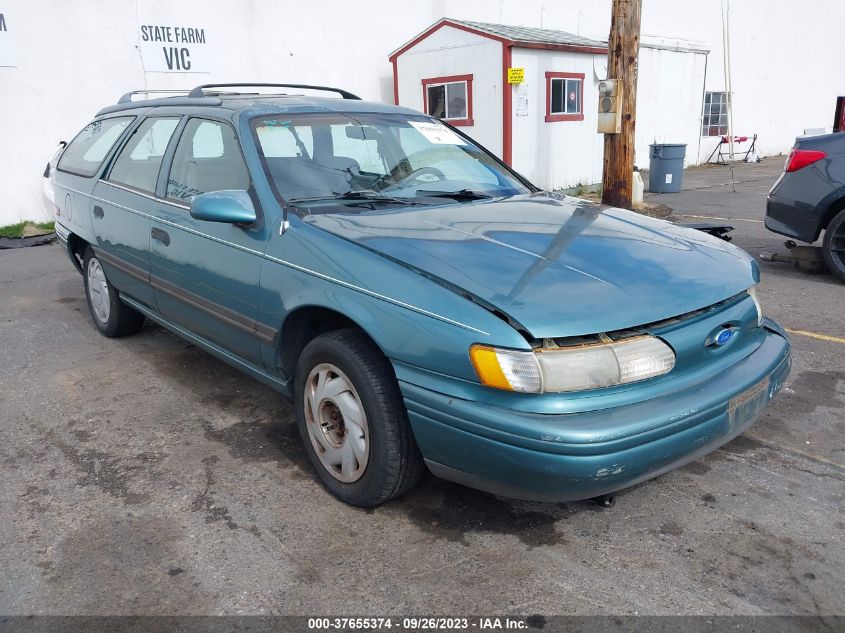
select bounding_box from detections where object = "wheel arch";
[66,232,89,274]
[820,195,845,237]
[278,305,388,381]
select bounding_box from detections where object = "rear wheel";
[822,209,845,282]
[293,328,424,507]
[82,248,145,337]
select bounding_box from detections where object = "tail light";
[785,148,826,172]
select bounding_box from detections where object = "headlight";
[470,335,676,393]
[747,286,763,326]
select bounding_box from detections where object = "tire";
[82,247,145,337]
[293,328,424,507]
[822,209,845,283]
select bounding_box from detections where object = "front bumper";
[401,321,791,502]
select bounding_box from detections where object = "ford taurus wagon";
[50,83,791,507]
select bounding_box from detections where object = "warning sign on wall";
[507,67,524,84]
[137,17,212,73]
[0,11,18,67]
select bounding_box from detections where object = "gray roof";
[445,19,606,49]
[391,19,710,57]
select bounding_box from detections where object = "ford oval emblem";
[714,328,735,346]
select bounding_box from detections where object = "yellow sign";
[507,67,524,84]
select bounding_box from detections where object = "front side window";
[57,117,133,177]
[702,91,729,136]
[422,75,473,125]
[251,112,530,212]
[167,119,251,203]
[546,72,584,122]
[108,117,180,194]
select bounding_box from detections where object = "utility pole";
[601,0,642,209]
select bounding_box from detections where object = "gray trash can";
[648,143,686,193]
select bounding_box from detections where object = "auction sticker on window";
[410,120,466,145]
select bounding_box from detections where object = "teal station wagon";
[51,83,791,507]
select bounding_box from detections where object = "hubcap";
[86,257,110,324]
[303,363,369,483]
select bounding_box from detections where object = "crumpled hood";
[304,194,758,339]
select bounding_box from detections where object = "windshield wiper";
[415,188,494,201]
[289,190,421,206]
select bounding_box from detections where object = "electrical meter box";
[597,79,623,134]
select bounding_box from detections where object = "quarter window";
[546,72,584,122]
[108,117,180,194]
[422,75,473,126]
[167,119,250,203]
[57,117,133,177]
[702,91,729,136]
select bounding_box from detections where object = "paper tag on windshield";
[410,120,466,145]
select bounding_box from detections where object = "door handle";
[93,205,104,219]
[151,227,170,246]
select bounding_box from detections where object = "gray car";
[765,131,845,281]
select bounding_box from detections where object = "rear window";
[57,117,134,177]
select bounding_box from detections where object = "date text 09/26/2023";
[307,616,531,630]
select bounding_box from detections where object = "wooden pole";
[601,0,642,208]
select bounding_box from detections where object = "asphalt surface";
[1,162,843,617]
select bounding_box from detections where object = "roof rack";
[187,83,361,100]
[116,89,192,104]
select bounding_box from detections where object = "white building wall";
[635,46,708,170]
[1,0,844,224]
[510,48,604,191]
[394,25,503,157]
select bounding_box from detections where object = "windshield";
[250,113,532,212]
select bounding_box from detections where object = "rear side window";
[167,119,250,203]
[107,117,180,194]
[57,117,133,177]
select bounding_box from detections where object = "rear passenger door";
[93,116,181,307]
[149,117,270,365]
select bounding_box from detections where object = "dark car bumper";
[765,196,822,243]
[400,320,791,502]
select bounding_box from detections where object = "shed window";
[702,91,729,136]
[422,75,473,126]
[545,72,585,122]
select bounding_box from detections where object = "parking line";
[675,213,764,223]
[786,328,845,344]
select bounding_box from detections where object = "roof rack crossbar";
[117,89,192,104]
[187,83,361,100]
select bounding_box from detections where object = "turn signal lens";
[470,336,675,394]
[469,345,542,392]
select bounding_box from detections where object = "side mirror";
[190,190,257,224]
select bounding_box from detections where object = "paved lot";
[1,161,843,617]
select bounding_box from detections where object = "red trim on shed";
[388,19,609,61]
[389,19,510,61]
[421,74,474,126]
[545,71,585,122]
[392,58,399,105]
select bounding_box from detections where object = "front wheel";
[822,209,845,282]
[293,329,424,507]
[82,248,145,337]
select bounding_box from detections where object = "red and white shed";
[389,19,709,191]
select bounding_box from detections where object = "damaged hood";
[304,194,758,339]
